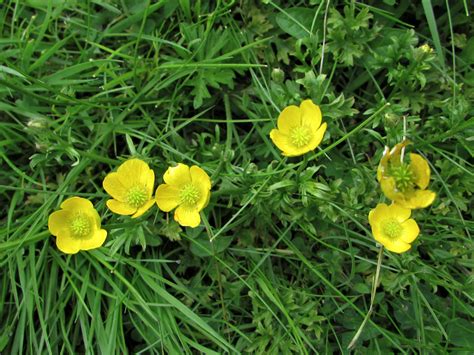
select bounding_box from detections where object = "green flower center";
[390,163,414,192]
[382,218,402,239]
[126,185,148,208]
[71,214,92,238]
[290,126,312,148]
[180,183,200,206]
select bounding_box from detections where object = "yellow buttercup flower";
[269,99,327,157]
[377,140,436,209]
[48,197,107,254]
[369,203,420,253]
[103,158,155,218]
[155,163,211,228]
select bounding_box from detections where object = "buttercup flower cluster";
[369,140,435,253]
[48,160,211,254]
[48,99,327,254]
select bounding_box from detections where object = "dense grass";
[1,0,473,353]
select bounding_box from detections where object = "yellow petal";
[106,199,136,215]
[144,168,155,196]
[306,122,327,151]
[400,219,420,243]
[60,197,93,212]
[117,159,151,186]
[368,203,390,227]
[300,99,322,131]
[163,163,191,187]
[380,177,404,201]
[377,146,391,182]
[56,233,81,254]
[378,236,411,254]
[409,153,430,189]
[385,203,411,223]
[277,105,300,133]
[174,205,201,228]
[48,210,71,236]
[403,189,436,209]
[80,229,107,250]
[270,129,309,157]
[155,184,180,212]
[132,199,155,218]
[103,172,128,201]
[190,165,211,191]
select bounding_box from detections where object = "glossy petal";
[376,236,411,253]
[368,203,390,226]
[61,197,93,211]
[385,203,411,222]
[80,229,107,250]
[103,172,129,201]
[155,184,180,212]
[174,205,201,228]
[410,153,430,189]
[377,146,391,182]
[307,122,327,151]
[106,199,136,215]
[277,105,300,133]
[144,169,155,196]
[163,163,191,187]
[269,129,293,155]
[56,233,81,254]
[48,210,71,236]
[300,99,322,131]
[117,159,151,186]
[400,219,420,243]
[380,177,404,201]
[402,189,436,209]
[132,199,155,218]
[190,165,211,191]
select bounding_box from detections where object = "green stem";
[200,213,229,328]
[348,245,384,349]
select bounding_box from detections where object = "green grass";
[1,0,473,353]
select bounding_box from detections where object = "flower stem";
[347,245,384,349]
[200,213,229,326]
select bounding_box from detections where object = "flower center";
[382,218,402,239]
[290,126,312,148]
[390,163,414,192]
[70,214,92,238]
[180,183,200,206]
[126,185,148,208]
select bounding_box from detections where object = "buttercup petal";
[190,165,211,191]
[155,184,181,212]
[380,177,404,201]
[368,203,390,226]
[300,99,322,131]
[132,199,155,218]
[377,146,391,182]
[48,210,71,236]
[400,219,420,243]
[404,189,436,209]
[307,122,327,151]
[106,199,136,215]
[269,129,293,155]
[410,153,430,189]
[277,105,301,133]
[117,159,150,186]
[80,229,107,250]
[385,203,411,223]
[174,205,201,228]
[377,236,411,253]
[103,172,129,201]
[145,169,155,196]
[56,233,81,254]
[163,163,191,187]
[61,197,93,212]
